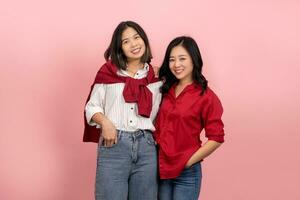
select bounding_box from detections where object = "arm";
[185,140,222,168]
[85,84,117,147]
[186,91,225,167]
[91,113,117,147]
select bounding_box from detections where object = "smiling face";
[169,45,194,84]
[121,27,146,63]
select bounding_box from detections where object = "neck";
[178,79,193,87]
[127,60,143,70]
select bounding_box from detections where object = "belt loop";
[140,129,146,138]
[118,130,122,139]
[132,132,136,142]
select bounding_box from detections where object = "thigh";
[128,132,158,200]
[173,163,202,200]
[158,179,173,200]
[95,134,131,200]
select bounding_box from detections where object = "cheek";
[122,46,129,55]
[140,45,146,54]
[140,45,146,53]
[187,61,194,71]
[140,41,146,50]
[140,39,145,46]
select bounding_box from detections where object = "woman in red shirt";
[155,36,225,200]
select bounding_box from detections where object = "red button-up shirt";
[154,82,225,179]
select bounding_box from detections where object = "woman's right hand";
[101,119,117,147]
[91,112,117,147]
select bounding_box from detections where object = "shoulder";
[148,80,163,89]
[205,87,219,98]
[203,87,223,107]
[148,64,159,78]
[194,86,222,105]
[98,60,116,71]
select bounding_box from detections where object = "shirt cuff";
[85,107,104,126]
[207,134,225,143]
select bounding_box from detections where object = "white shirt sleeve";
[85,84,105,126]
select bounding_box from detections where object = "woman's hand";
[101,119,117,147]
[185,157,196,168]
[185,140,222,168]
[91,112,117,147]
[153,65,159,78]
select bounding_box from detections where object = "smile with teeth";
[131,47,141,54]
[174,68,184,74]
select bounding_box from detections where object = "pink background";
[1,0,300,199]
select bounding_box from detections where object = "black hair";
[159,36,208,95]
[104,21,152,70]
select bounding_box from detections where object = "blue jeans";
[158,163,202,200]
[95,130,158,200]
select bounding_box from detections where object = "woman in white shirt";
[84,21,162,200]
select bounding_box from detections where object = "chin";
[172,73,183,79]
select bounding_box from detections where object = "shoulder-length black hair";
[104,21,152,70]
[159,36,208,95]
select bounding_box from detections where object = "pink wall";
[1,0,300,199]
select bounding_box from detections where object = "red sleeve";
[153,110,161,143]
[202,91,225,143]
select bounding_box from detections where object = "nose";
[174,59,181,68]
[130,39,137,47]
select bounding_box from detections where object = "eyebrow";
[170,54,188,58]
[121,33,140,42]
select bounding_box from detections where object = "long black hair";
[104,21,152,70]
[159,36,208,95]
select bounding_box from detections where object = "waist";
[117,129,152,136]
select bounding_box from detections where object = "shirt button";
[136,73,139,75]
[130,120,132,123]
[131,107,133,110]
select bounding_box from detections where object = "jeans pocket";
[184,162,200,170]
[145,133,156,146]
[98,132,121,149]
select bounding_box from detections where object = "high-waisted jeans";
[95,129,158,200]
[158,162,202,200]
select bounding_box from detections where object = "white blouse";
[85,64,162,132]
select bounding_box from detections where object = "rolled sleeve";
[85,84,105,126]
[203,93,225,143]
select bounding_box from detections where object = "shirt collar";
[169,81,201,99]
[118,63,149,78]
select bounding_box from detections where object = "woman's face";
[169,45,194,84]
[121,27,146,63]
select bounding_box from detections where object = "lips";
[173,68,184,75]
[131,47,141,54]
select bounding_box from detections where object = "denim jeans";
[95,130,158,200]
[158,162,202,200]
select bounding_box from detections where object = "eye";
[169,58,175,62]
[179,57,186,61]
[122,40,128,45]
[134,35,141,40]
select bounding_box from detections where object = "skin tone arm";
[185,140,222,168]
[91,112,117,147]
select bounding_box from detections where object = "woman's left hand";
[185,157,195,168]
[185,140,222,168]
[153,65,159,78]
